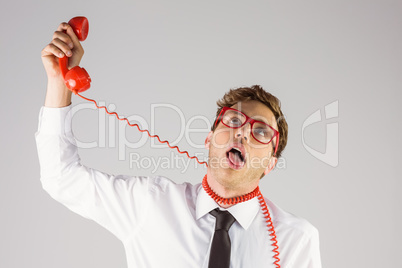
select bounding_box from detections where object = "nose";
[234,123,251,141]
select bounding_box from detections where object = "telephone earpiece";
[59,16,91,94]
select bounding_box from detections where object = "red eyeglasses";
[214,107,280,156]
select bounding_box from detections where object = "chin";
[217,168,246,183]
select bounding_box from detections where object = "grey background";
[1,0,401,267]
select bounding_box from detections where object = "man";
[37,22,322,267]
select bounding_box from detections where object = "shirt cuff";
[37,105,73,135]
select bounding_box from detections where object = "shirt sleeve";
[35,105,150,242]
[286,226,322,268]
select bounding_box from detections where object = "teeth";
[232,147,241,153]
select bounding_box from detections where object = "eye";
[254,127,268,137]
[229,117,242,126]
[222,110,245,127]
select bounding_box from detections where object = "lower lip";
[226,154,245,170]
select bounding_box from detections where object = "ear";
[205,131,213,149]
[264,156,278,176]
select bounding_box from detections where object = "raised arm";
[36,21,149,241]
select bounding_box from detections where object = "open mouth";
[226,146,246,170]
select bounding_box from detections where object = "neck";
[202,174,260,208]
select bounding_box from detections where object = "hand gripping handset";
[59,16,91,94]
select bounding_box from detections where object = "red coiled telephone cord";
[76,92,281,267]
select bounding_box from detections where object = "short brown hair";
[211,85,288,159]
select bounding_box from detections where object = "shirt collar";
[196,186,260,230]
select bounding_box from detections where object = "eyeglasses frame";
[213,107,280,157]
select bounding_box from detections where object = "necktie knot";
[209,208,236,231]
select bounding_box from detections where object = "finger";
[53,31,74,49]
[66,26,84,53]
[56,22,71,33]
[56,22,83,51]
[41,43,65,58]
[51,38,73,57]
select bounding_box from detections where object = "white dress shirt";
[35,105,322,268]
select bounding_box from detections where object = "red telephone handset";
[59,16,91,94]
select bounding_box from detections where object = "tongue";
[228,150,243,166]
